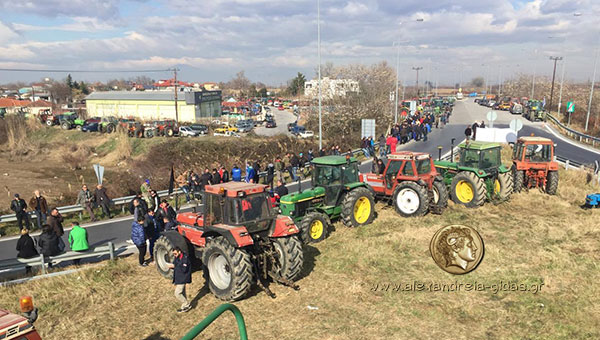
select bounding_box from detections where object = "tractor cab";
[513,137,554,165]
[512,136,559,194]
[458,142,502,172]
[312,156,360,206]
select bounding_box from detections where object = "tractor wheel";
[144,129,154,138]
[106,124,115,133]
[393,181,429,217]
[154,231,192,279]
[60,121,70,130]
[431,180,448,214]
[341,187,375,227]
[127,130,134,138]
[513,167,525,193]
[75,125,82,131]
[46,119,53,127]
[496,171,513,200]
[546,171,559,195]
[135,129,143,138]
[202,237,253,301]
[299,212,330,243]
[165,127,174,137]
[450,172,486,208]
[271,236,304,281]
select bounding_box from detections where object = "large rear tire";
[75,125,82,131]
[106,124,115,133]
[46,119,53,127]
[272,236,303,281]
[165,127,174,137]
[154,235,176,279]
[431,180,448,214]
[393,181,429,217]
[202,237,253,301]
[341,187,375,227]
[450,172,486,208]
[513,166,524,193]
[61,121,71,130]
[496,171,513,200]
[299,212,330,243]
[546,171,558,195]
[144,129,154,138]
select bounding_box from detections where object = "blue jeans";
[33,210,46,230]
[181,185,191,202]
[363,148,370,157]
[292,167,298,181]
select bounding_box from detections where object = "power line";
[0,68,170,73]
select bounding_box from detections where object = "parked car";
[179,126,201,137]
[188,124,208,135]
[298,130,314,138]
[291,125,306,135]
[82,121,100,132]
[287,121,298,131]
[214,130,241,138]
[215,124,239,133]
[266,119,277,128]
[236,121,253,133]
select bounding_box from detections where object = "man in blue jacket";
[131,216,147,266]
[231,165,242,182]
[167,246,192,313]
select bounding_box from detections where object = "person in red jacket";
[386,134,398,154]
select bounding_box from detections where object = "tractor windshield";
[460,149,480,168]
[229,193,272,224]
[480,148,501,169]
[524,144,552,162]
[416,158,431,175]
[341,163,359,184]
[313,165,342,187]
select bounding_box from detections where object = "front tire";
[165,127,174,137]
[299,212,330,243]
[106,124,115,133]
[202,237,253,301]
[496,171,513,200]
[271,236,303,281]
[513,167,524,193]
[144,130,154,138]
[341,187,375,227]
[46,119,53,126]
[546,171,559,195]
[393,181,429,217]
[154,235,176,279]
[61,121,70,130]
[431,180,448,214]
[75,125,82,131]
[450,172,486,208]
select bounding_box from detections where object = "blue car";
[82,122,99,132]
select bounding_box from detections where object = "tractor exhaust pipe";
[450,138,456,161]
[438,145,443,161]
[297,175,302,193]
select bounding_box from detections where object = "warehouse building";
[85,90,222,122]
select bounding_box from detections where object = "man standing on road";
[220,165,230,183]
[94,184,112,219]
[131,216,148,267]
[231,165,242,182]
[275,157,284,182]
[77,184,96,222]
[144,210,159,262]
[176,170,191,203]
[68,221,89,266]
[200,168,212,191]
[211,168,221,185]
[29,190,48,230]
[471,121,479,141]
[10,194,29,231]
[167,246,192,313]
[16,228,38,274]
[464,125,473,141]
[47,208,64,238]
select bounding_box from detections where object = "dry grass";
[1,116,42,156]
[1,167,599,339]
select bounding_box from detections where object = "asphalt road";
[254,107,296,137]
[1,99,599,268]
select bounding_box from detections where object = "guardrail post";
[39,254,46,275]
[79,212,83,220]
[565,160,570,170]
[108,242,115,261]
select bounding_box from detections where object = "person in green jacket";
[68,221,89,266]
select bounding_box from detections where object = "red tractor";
[152,119,178,137]
[0,296,40,340]
[360,151,448,217]
[154,182,304,301]
[512,136,559,195]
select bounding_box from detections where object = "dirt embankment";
[0,116,319,213]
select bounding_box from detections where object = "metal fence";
[0,242,130,277]
[546,113,600,147]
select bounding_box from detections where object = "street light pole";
[548,56,563,113]
[412,66,423,98]
[557,58,566,119]
[585,46,599,132]
[317,0,322,149]
[531,50,538,98]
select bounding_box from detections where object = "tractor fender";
[270,216,300,238]
[434,175,444,183]
[159,230,196,258]
[344,182,368,191]
[202,225,254,248]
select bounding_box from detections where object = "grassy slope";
[1,169,600,340]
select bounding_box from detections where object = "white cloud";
[0,21,19,44]
[13,17,117,32]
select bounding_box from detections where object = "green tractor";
[57,112,86,130]
[524,100,547,122]
[279,155,376,243]
[434,141,513,208]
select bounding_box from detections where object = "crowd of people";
[464,121,486,141]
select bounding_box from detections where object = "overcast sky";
[0,0,599,86]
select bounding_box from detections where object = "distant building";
[85,90,222,122]
[304,77,359,99]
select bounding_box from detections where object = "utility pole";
[173,68,179,124]
[557,58,566,119]
[394,43,400,124]
[412,66,422,98]
[531,50,538,98]
[317,0,322,149]
[586,46,599,132]
[548,56,563,113]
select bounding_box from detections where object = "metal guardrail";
[0,188,183,224]
[0,242,128,276]
[546,113,600,147]
[180,304,248,340]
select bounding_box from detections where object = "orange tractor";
[512,136,559,195]
[153,182,304,301]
